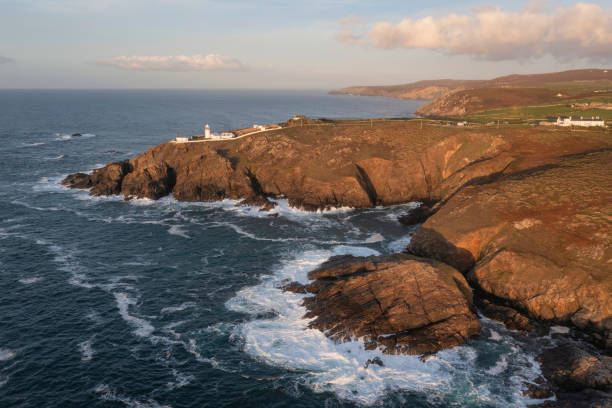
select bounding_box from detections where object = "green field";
[463,94,612,123]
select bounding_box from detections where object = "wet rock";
[523,380,554,400]
[364,357,384,369]
[477,298,532,332]
[61,172,92,189]
[534,389,612,408]
[279,281,306,294]
[539,343,612,392]
[236,194,276,212]
[397,202,436,226]
[303,254,481,355]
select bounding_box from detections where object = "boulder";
[303,254,482,354]
[539,343,612,392]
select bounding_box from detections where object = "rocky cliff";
[63,122,612,403]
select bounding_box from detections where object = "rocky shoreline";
[62,122,611,406]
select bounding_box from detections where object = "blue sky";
[0,0,610,88]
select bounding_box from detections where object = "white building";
[210,132,236,140]
[556,116,605,127]
[175,137,189,143]
[205,124,211,138]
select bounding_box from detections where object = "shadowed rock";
[122,161,174,200]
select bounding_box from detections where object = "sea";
[0,90,551,408]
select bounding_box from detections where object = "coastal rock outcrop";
[539,343,612,392]
[302,254,482,354]
[121,161,174,200]
[535,343,612,407]
[408,150,612,346]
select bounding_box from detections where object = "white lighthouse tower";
[205,124,211,139]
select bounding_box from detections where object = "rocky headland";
[63,120,611,405]
[331,69,612,117]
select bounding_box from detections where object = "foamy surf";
[78,338,95,361]
[18,276,43,284]
[227,245,545,406]
[55,133,95,141]
[0,349,16,361]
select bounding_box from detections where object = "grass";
[461,93,612,123]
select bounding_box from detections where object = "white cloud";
[338,2,612,61]
[96,54,247,72]
[0,56,15,64]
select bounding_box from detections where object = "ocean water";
[0,90,549,408]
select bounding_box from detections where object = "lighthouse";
[205,124,211,139]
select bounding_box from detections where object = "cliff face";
[62,123,608,210]
[63,123,612,352]
[408,150,612,347]
[415,87,562,117]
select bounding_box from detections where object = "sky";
[0,0,611,89]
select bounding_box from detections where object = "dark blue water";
[1,90,546,408]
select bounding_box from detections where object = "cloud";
[335,29,366,46]
[96,54,247,72]
[338,2,612,61]
[0,56,15,64]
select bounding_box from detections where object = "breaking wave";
[227,246,545,406]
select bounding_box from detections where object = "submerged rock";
[303,254,481,355]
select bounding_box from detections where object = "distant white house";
[556,116,605,127]
[210,132,236,140]
[457,121,468,127]
[175,137,189,143]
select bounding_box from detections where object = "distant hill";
[329,79,485,100]
[330,69,612,117]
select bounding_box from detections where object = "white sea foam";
[550,325,570,334]
[79,338,95,361]
[55,133,95,141]
[385,233,413,253]
[23,142,46,147]
[486,355,508,375]
[0,349,16,361]
[18,276,43,284]
[167,369,195,390]
[364,233,384,243]
[167,225,190,238]
[161,302,197,314]
[95,384,172,408]
[227,245,543,406]
[114,292,155,338]
[489,329,503,341]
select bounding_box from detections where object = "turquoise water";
[0,90,545,407]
